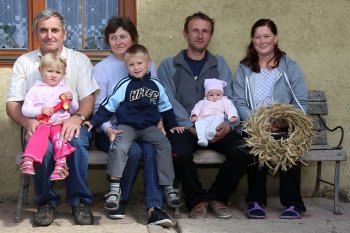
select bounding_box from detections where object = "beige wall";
[1,0,349,199]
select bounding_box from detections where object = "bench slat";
[17,146,347,166]
[308,90,326,102]
[308,102,328,115]
[312,130,328,145]
[193,150,225,164]
[88,151,108,164]
[303,149,347,161]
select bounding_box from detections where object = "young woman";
[233,18,308,219]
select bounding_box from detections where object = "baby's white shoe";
[197,140,208,147]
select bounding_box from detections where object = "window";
[0,0,136,67]
[0,0,28,50]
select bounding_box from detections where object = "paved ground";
[1,196,349,233]
[178,197,350,233]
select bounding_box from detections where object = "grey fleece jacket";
[232,54,308,134]
[157,50,239,129]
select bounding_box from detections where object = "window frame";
[0,0,136,67]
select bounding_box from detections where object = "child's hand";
[191,115,197,122]
[106,127,124,142]
[82,121,93,131]
[41,107,54,116]
[230,116,238,123]
[62,91,73,100]
[170,126,186,134]
[157,120,166,135]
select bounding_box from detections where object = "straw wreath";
[243,103,313,174]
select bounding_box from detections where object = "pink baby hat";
[204,78,227,95]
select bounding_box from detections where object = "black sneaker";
[109,202,125,219]
[148,207,172,228]
[33,203,55,226]
[72,203,94,225]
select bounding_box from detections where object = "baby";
[191,78,238,147]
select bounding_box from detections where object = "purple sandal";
[280,206,303,219]
[246,202,266,219]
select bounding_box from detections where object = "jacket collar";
[173,49,218,74]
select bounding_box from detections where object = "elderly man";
[6,9,99,226]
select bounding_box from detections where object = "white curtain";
[0,0,28,49]
[47,0,118,50]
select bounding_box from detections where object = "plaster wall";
[0,0,349,200]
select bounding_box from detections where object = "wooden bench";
[14,90,347,222]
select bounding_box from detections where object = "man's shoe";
[72,203,94,225]
[190,201,208,219]
[209,200,232,219]
[109,202,126,219]
[33,203,55,226]
[148,207,172,228]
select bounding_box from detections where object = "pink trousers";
[23,124,75,164]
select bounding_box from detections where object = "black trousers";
[246,157,306,211]
[244,127,306,212]
[168,130,250,210]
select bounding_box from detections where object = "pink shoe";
[20,160,35,175]
[50,163,69,181]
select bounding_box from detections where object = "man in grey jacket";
[157,12,249,219]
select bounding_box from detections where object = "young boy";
[84,44,184,211]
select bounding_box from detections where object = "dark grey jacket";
[157,50,238,129]
[232,54,308,133]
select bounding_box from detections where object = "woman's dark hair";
[241,19,285,73]
[104,16,138,47]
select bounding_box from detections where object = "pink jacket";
[22,80,79,123]
[190,96,238,120]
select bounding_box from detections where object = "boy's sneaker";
[163,187,181,208]
[109,202,126,219]
[148,207,172,228]
[104,188,121,211]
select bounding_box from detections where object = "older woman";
[232,19,308,219]
[93,16,172,227]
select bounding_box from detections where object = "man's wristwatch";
[74,113,86,123]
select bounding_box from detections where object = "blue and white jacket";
[90,72,178,130]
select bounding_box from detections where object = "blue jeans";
[95,132,163,209]
[33,126,93,207]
